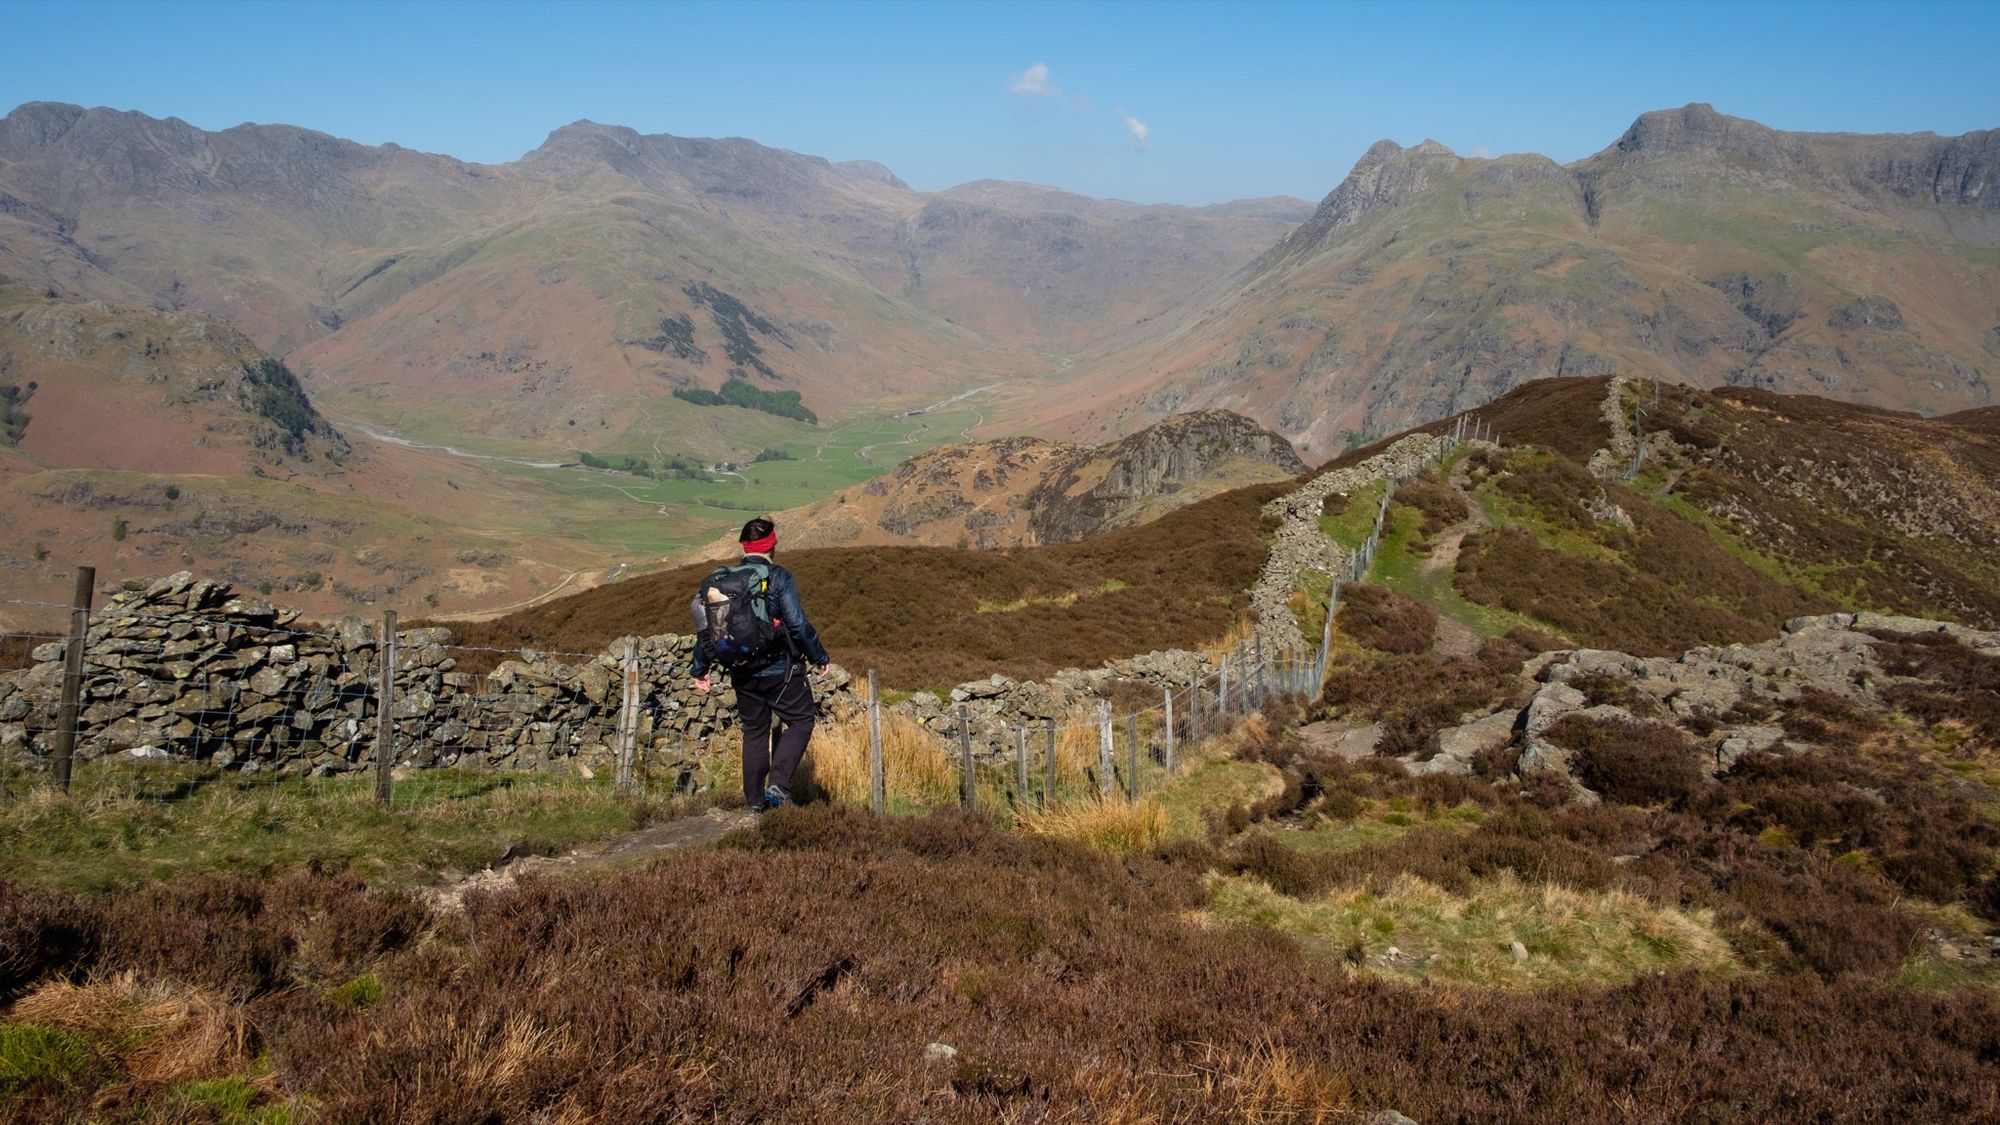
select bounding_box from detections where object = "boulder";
[1416,709,1519,776]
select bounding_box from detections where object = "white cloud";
[1470,144,1494,159]
[1009,63,1060,98]
[1118,109,1150,150]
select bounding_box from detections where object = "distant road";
[324,414,572,470]
[901,382,1005,417]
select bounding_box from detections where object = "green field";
[321,390,996,564]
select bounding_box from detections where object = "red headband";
[741,531,777,556]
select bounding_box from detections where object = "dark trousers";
[735,668,816,806]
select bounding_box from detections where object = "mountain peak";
[1279,136,1461,250]
[0,100,86,138]
[1609,102,1782,161]
[531,119,643,154]
[836,159,908,189]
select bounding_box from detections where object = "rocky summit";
[769,408,1306,551]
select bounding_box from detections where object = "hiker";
[691,517,831,812]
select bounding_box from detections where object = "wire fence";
[837,639,1322,815]
[0,572,1308,815]
[1308,413,1488,686]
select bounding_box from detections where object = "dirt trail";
[424,806,758,911]
[430,569,594,623]
[1416,459,1494,659]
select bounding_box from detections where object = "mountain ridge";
[1018,103,1999,454]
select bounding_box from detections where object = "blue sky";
[6,0,1997,205]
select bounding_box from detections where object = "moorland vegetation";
[7,378,2000,1121]
[428,481,1287,689]
[7,675,2000,1120]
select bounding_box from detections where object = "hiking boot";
[762,784,792,810]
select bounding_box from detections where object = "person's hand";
[694,675,712,694]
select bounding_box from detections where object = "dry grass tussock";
[810,705,1115,811]
[1205,872,1735,988]
[10,973,257,1084]
[1016,795,1167,855]
[1194,1040,1351,1125]
[809,710,959,808]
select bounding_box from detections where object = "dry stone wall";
[903,648,1215,760]
[1251,432,1457,652]
[0,571,831,780]
[0,572,1234,777]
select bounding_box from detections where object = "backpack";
[695,560,784,669]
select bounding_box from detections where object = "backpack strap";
[738,559,773,617]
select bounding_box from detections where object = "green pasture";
[319,391,993,562]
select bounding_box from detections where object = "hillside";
[0,102,1308,456]
[435,376,2000,695]
[0,286,607,620]
[0,283,348,472]
[761,409,1304,551]
[432,480,1288,690]
[1306,375,2000,699]
[1026,104,2000,452]
[10,375,2000,1123]
[9,99,2000,624]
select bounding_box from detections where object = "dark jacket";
[690,554,830,680]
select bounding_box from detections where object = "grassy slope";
[1326,377,2000,661]
[427,480,1288,690]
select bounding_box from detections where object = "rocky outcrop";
[1409,612,2000,797]
[774,410,1303,551]
[1276,139,1459,253]
[1027,410,1305,543]
[1597,103,1999,211]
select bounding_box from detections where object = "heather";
[6,801,2000,1123]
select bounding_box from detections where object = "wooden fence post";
[615,640,639,796]
[1163,687,1176,774]
[1186,672,1201,742]
[1014,725,1028,808]
[1126,714,1139,800]
[1219,656,1231,717]
[868,669,884,814]
[50,566,94,793]
[1096,699,1114,800]
[1043,721,1056,810]
[956,703,975,810]
[375,610,397,807]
